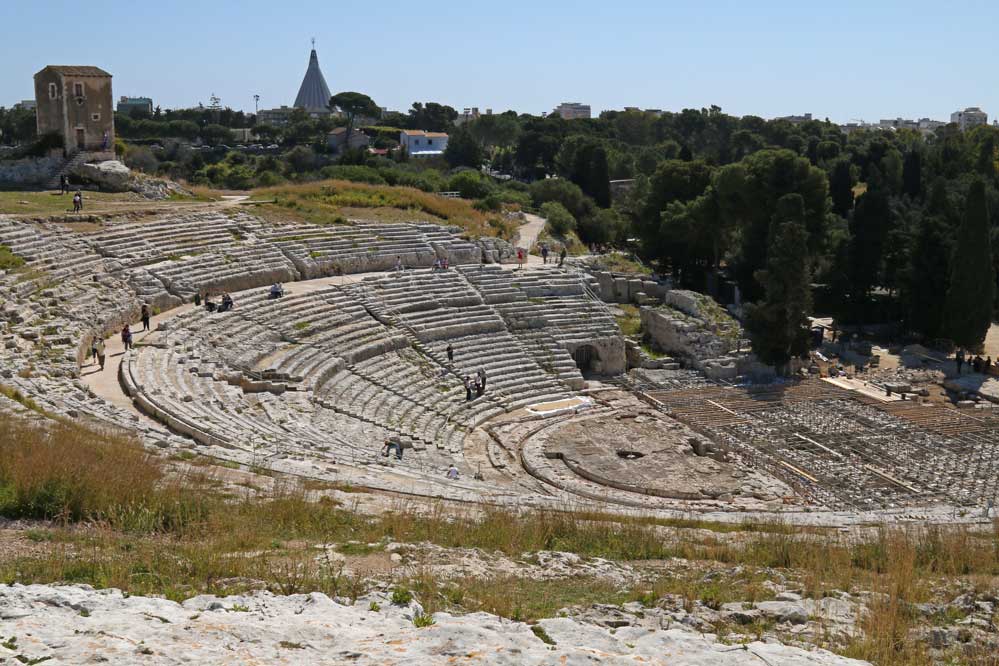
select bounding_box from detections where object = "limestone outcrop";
[0,584,870,665]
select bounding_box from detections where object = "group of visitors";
[463,368,487,401]
[538,244,568,267]
[86,304,156,371]
[199,291,234,313]
[956,349,994,375]
[431,257,449,272]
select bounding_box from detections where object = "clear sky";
[2,0,995,123]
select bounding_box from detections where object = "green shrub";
[539,201,576,236]
[391,587,413,605]
[448,170,494,199]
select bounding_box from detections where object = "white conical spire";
[293,43,331,111]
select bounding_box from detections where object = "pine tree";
[745,219,812,372]
[944,179,994,349]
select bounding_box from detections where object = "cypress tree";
[944,179,994,349]
[906,215,951,339]
[588,145,611,208]
[745,219,812,373]
[828,158,855,217]
[902,150,922,199]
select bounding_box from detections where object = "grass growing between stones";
[615,304,642,337]
[252,180,517,240]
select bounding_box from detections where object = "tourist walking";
[95,337,106,371]
[558,246,567,267]
[464,375,473,402]
[89,332,99,363]
[516,248,525,270]
[140,304,151,331]
[541,244,549,264]
[60,175,69,194]
[956,349,965,375]
[477,368,487,394]
[121,325,133,351]
[394,256,404,272]
[446,344,454,363]
[72,190,83,213]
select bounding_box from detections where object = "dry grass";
[0,415,209,532]
[4,413,999,663]
[252,180,517,239]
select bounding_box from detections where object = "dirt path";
[517,213,546,252]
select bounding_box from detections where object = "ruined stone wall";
[0,156,61,185]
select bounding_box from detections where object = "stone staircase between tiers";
[46,151,91,190]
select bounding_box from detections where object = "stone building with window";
[34,65,115,154]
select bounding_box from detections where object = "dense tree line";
[7,92,998,359]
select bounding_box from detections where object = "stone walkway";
[80,272,386,415]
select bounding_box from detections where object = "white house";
[400,130,448,157]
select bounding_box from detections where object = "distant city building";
[117,96,153,116]
[776,113,813,124]
[455,107,493,126]
[13,99,36,111]
[34,65,114,154]
[951,107,988,131]
[229,128,256,143]
[328,126,370,153]
[400,129,448,157]
[839,116,946,137]
[554,102,591,120]
[257,106,294,126]
[621,107,664,116]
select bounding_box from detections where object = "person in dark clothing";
[477,368,487,394]
[60,175,69,194]
[541,244,549,264]
[558,246,567,267]
[474,375,484,398]
[464,376,473,402]
[121,325,133,351]
[956,349,965,375]
[446,344,454,363]
[141,304,151,331]
[219,293,234,312]
[194,292,202,306]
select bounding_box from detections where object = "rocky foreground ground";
[0,584,868,665]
